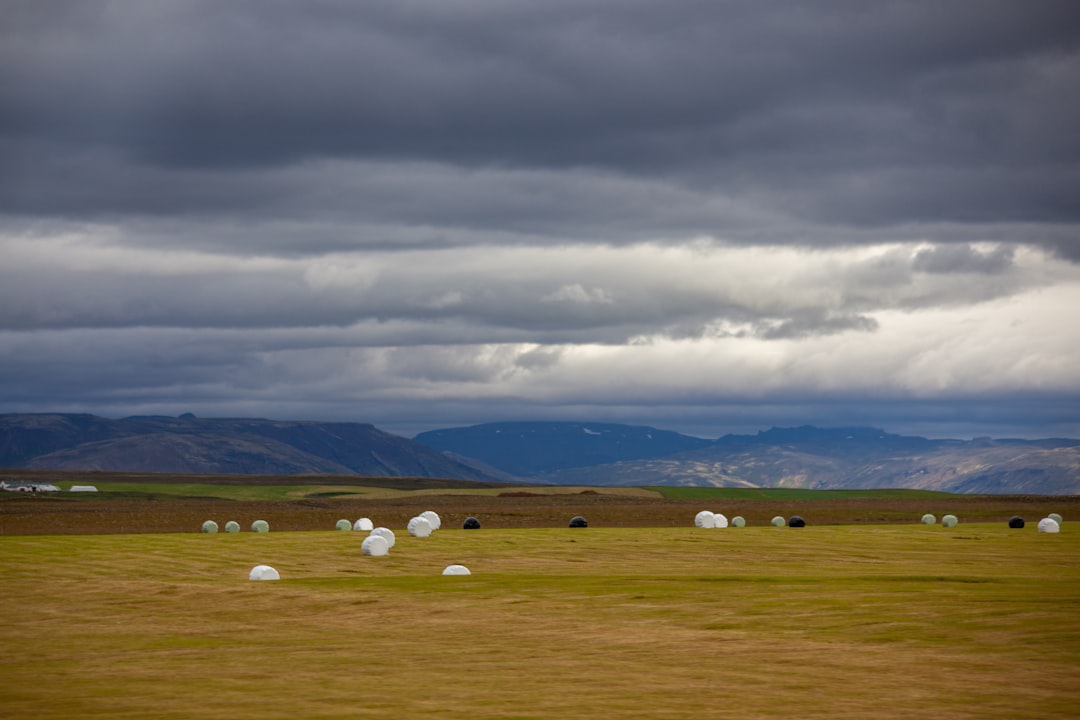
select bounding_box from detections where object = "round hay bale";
[201,520,219,534]
[407,516,433,538]
[224,521,240,534]
[1048,513,1063,525]
[248,565,280,581]
[361,535,390,556]
[1008,516,1025,529]
[442,564,471,576]
[788,515,806,528]
[713,513,729,528]
[770,516,786,527]
[251,520,270,533]
[731,516,746,528]
[1038,518,1061,534]
[463,516,481,530]
[921,513,936,525]
[370,527,396,548]
[694,510,716,528]
[420,510,442,531]
[941,514,959,528]
[569,516,588,528]
[336,519,352,531]
[354,518,374,532]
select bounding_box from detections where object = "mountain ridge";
[415,422,1080,494]
[414,421,713,476]
[3,414,1078,494]
[532,427,1080,494]
[0,413,497,481]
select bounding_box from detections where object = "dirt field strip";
[1,523,1078,719]
[3,479,1076,534]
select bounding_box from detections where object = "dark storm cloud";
[2,0,1079,243]
[912,244,1015,274]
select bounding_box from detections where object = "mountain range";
[0,413,492,481]
[3,414,1079,494]
[418,422,1080,494]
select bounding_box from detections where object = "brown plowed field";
[2,470,1076,534]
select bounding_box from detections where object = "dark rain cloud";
[913,244,1015,274]
[2,0,1079,244]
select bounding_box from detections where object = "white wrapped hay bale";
[407,516,433,538]
[336,519,352,531]
[1048,513,1063,525]
[1038,518,1061,534]
[248,565,280,581]
[251,520,270,533]
[201,520,218,534]
[921,513,936,525]
[354,518,374,532]
[771,516,786,527]
[731,516,746,528]
[370,527,396,548]
[224,521,240,533]
[420,510,442,531]
[442,565,471,576]
[361,535,390,556]
[694,510,716,528]
[713,513,729,528]
[941,514,959,528]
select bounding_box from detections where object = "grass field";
[6,472,1076,535]
[2,522,1078,719]
[32,480,662,502]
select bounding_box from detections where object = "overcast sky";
[2,0,1079,439]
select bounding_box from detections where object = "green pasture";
[2,524,1078,719]
[48,480,389,501]
[43,479,965,504]
[42,480,476,501]
[42,480,662,502]
[649,486,951,500]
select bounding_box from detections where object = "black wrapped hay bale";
[1008,516,1025,529]
[569,515,588,528]
[463,516,481,530]
[788,515,806,528]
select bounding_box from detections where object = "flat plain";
[3,469,1078,534]
[1,477,1078,718]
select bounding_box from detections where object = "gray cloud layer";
[2,1,1079,438]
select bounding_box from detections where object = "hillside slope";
[415,421,712,476]
[0,414,498,480]
[532,427,1080,494]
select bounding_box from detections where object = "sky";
[2,0,1080,440]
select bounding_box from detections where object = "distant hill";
[414,421,713,476]
[0,414,498,481]
[5,415,1078,493]
[418,423,1080,495]
[531,426,1080,494]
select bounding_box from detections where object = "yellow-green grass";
[2,524,1078,719]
